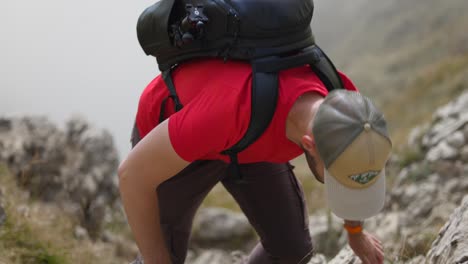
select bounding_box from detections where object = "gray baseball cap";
[312,90,392,220]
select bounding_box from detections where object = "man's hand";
[348,231,384,264]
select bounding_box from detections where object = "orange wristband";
[344,224,363,235]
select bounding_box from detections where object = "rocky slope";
[0,115,120,240]
[0,115,137,263]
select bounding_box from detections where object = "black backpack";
[137,0,344,181]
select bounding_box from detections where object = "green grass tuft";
[0,216,68,264]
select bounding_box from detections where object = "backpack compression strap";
[222,45,343,183]
[159,69,184,123]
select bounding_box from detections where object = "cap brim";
[324,168,386,221]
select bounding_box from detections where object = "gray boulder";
[426,141,458,161]
[426,195,468,264]
[189,250,232,264]
[406,255,426,264]
[327,246,361,264]
[186,250,328,264]
[191,207,255,250]
[0,115,120,239]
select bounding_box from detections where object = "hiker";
[119,1,392,263]
[119,59,391,264]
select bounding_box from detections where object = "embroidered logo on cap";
[349,171,380,185]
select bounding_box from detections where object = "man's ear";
[301,135,315,153]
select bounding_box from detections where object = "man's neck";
[286,92,324,145]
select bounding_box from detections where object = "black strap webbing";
[222,71,278,183]
[162,70,183,111]
[159,69,184,123]
[223,45,343,183]
[308,46,344,91]
[223,72,278,154]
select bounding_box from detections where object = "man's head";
[301,90,392,220]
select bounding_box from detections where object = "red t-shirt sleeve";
[168,76,251,162]
[168,106,224,162]
[135,76,166,138]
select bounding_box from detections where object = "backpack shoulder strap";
[252,45,343,91]
[222,45,343,183]
[308,45,344,91]
[221,71,278,183]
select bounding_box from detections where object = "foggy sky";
[1,0,160,157]
[0,0,347,158]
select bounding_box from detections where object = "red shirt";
[136,59,358,163]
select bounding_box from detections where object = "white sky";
[0,0,159,157]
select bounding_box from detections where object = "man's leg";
[131,123,228,264]
[156,160,228,263]
[222,162,314,264]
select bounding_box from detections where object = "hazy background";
[0,0,159,158]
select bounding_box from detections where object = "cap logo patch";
[349,170,380,185]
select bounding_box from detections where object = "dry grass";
[0,165,129,264]
[318,0,468,151]
[383,54,468,149]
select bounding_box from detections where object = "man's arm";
[344,219,384,264]
[118,119,189,264]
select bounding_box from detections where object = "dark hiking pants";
[131,125,313,264]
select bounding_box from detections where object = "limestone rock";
[74,225,89,240]
[426,195,468,264]
[191,207,254,249]
[307,254,328,264]
[407,124,429,148]
[426,141,458,161]
[406,255,426,264]
[190,250,231,264]
[328,246,361,264]
[186,250,328,264]
[114,236,139,260]
[446,131,466,149]
[423,94,468,148]
[0,115,120,239]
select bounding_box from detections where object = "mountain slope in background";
[313,0,468,146]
